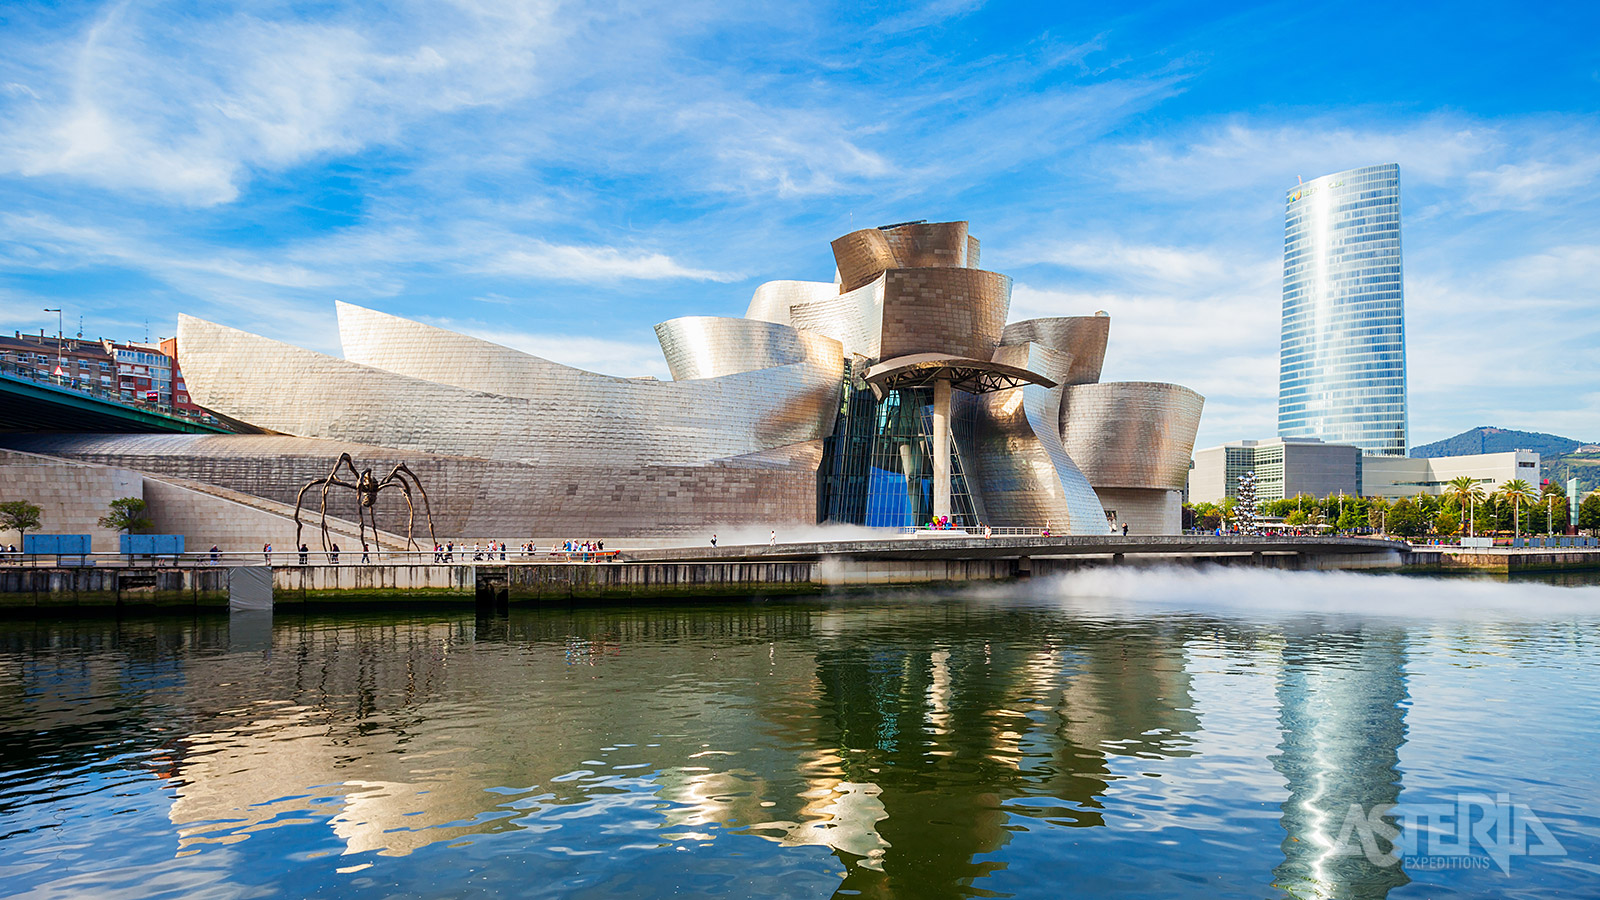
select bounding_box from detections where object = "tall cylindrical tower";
[1278,163,1408,457]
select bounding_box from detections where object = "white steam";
[1021,565,1600,622]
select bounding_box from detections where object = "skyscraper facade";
[1278,163,1407,456]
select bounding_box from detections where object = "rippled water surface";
[2,568,1598,899]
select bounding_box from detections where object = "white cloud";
[483,241,738,283]
[0,1,560,204]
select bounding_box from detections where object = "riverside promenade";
[0,534,1437,611]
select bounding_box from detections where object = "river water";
[1,567,1597,899]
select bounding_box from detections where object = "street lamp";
[42,308,62,381]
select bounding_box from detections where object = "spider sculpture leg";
[319,455,363,553]
[390,463,438,550]
[293,477,333,553]
[371,476,420,551]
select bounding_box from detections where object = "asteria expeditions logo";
[1333,793,1565,874]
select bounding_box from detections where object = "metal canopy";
[863,353,1057,395]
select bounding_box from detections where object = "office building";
[1189,437,1538,503]
[1278,164,1408,456]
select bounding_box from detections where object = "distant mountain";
[1410,426,1591,459]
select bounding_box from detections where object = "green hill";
[1410,426,1588,459]
[1412,426,1599,493]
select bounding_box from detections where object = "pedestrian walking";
[210,545,220,565]
[264,543,272,564]
[1122,523,1129,537]
[298,544,308,565]
[361,542,370,563]
[330,543,340,565]
[711,533,717,547]
[769,530,777,546]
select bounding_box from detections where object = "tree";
[1447,476,1485,537]
[1498,479,1536,541]
[98,497,151,535]
[0,501,43,543]
[1367,498,1392,534]
[1387,498,1424,538]
[1580,493,1600,534]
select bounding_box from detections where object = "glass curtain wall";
[1278,163,1408,457]
[819,365,979,528]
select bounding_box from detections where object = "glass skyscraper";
[1278,163,1408,457]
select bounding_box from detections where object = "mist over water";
[1022,565,1600,621]
[0,569,1596,899]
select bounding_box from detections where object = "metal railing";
[0,360,224,425]
[895,525,1054,536]
[0,549,625,568]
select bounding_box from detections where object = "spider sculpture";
[293,453,438,554]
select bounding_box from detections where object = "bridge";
[624,533,1410,571]
[0,370,231,434]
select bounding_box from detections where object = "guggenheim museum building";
[5,221,1203,539]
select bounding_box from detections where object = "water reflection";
[1272,629,1410,899]
[0,583,1595,900]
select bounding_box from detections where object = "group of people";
[260,541,373,565]
[432,541,516,562]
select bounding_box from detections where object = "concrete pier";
[2,536,1589,611]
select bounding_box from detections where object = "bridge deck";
[623,534,1407,563]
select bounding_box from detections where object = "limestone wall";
[0,449,142,551]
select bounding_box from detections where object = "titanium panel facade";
[180,312,837,467]
[881,221,969,269]
[1059,382,1203,490]
[654,317,841,382]
[972,343,1108,533]
[745,280,837,328]
[831,228,899,293]
[1001,317,1109,386]
[786,276,886,360]
[878,268,1011,362]
[1279,163,1408,456]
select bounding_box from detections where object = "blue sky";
[2,0,1597,449]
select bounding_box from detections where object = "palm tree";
[1499,479,1536,541]
[1447,476,1485,537]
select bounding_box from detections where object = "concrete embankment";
[1401,548,1600,574]
[0,558,1023,610]
[8,536,1589,611]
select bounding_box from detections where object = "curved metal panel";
[787,275,885,360]
[654,316,840,381]
[180,311,839,468]
[831,228,897,293]
[745,280,836,327]
[1001,316,1109,385]
[882,221,969,269]
[1060,382,1204,491]
[878,267,1011,362]
[970,343,1108,533]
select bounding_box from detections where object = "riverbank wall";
[1402,548,1600,574]
[5,537,1590,611]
